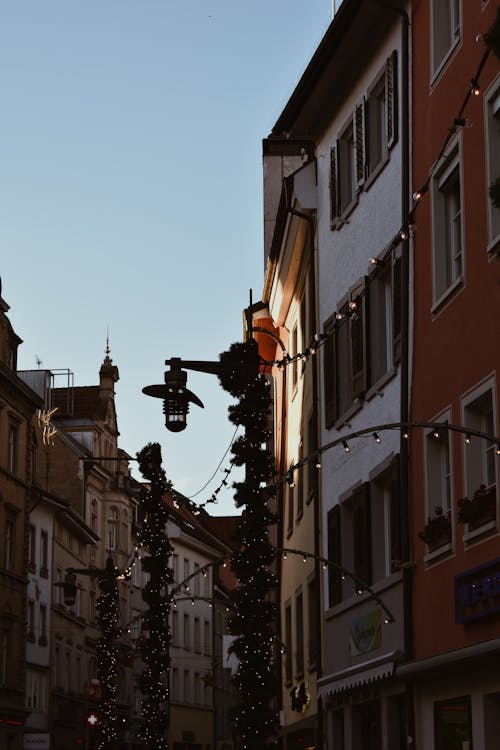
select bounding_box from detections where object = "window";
[28,601,35,641]
[194,673,201,705]
[425,416,453,523]
[296,440,304,520]
[434,696,472,750]
[39,605,47,646]
[40,530,48,575]
[338,485,372,599]
[204,620,210,654]
[432,0,461,75]
[368,248,401,386]
[327,505,342,606]
[172,611,179,646]
[183,558,190,586]
[107,507,119,550]
[307,578,318,668]
[172,668,179,701]
[295,591,304,676]
[173,554,179,583]
[287,480,294,536]
[121,510,128,551]
[56,568,63,607]
[5,510,16,571]
[284,603,292,684]
[28,525,36,570]
[371,456,402,577]
[89,588,96,622]
[193,563,200,595]
[306,414,316,503]
[432,145,463,303]
[26,670,47,713]
[194,618,201,652]
[462,383,497,527]
[7,420,19,474]
[90,499,98,533]
[183,670,190,703]
[324,288,367,427]
[290,324,298,392]
[183,613,190,649]
[485,81,500,249]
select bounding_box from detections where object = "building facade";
[401,1,500,748]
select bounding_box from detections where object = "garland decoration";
[136,443,175,750]
[96,557,120,750]
[218,340,279,750]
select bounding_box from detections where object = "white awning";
[318,657,396,697]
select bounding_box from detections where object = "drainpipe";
[284,174,323,750]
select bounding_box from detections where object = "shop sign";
[349,609,381,655]
[454,558,500,623]
[24,734,49,750]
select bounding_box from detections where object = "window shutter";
[351,283,368,397]
[353,99,366,190]
[330,144,339,226]
[327,505,342,606]
[324,326,337,429]
[353,483,372,586]
[390,455,402,572]
[386,50,399,150]
[392,253,402,364]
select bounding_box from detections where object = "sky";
[1,0,334,515]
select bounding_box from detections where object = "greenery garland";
[137,443,175,750]
[218,341,279,750]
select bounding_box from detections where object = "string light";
[372,432,382,443]
[342,440,350,453]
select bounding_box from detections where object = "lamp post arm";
[164,357,225,376]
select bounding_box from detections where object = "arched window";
[107,507,119,551]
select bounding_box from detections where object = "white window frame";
[431,141,464,307]
[484,77,500,253]
[461,377,498,501]
[431,0,461,79]
[424,409,453,519]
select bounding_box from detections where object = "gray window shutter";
[330,144,339,226]
[386,50,398,150]
[324,325,336,429]
[351,283,368,398]
[354,99,366,190]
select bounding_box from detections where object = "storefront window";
[434,696,472,750]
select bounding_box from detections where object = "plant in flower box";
[418,506,452,551]
[457,484,496,530]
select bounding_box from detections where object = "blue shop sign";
[455,558,500,623]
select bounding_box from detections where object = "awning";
[318,653,398,698]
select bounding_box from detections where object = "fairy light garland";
[95,559,120,750]
[217,340,279,750]
[136,442,175,750]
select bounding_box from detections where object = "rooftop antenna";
[105,326,111,358]
[36,355,42,369]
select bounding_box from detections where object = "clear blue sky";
[1,0,332,514]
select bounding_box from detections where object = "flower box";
[418,507,452,552]
[457,485,496,531]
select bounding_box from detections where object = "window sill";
[487,233,500,258]
[333,398,363,431]
[431,276,464,316]
[463,520,497,544]
[431,37,461,89]
[365,366,398,401]
[331,196,359,231]
[424,541,453,565]
[364,153,390,192]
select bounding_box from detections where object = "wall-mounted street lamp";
[142,357,206,432]
[143,357,233,432]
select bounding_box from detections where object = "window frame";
[431,141,464,309]
[484,76,500,254]
[431,0,462,80]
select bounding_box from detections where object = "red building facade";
[403,1,500,747]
